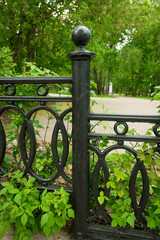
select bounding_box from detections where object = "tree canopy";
[0,0,160,96]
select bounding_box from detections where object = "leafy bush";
[97,151,136,228]
[0,47,15,77]
[0,171,74,240]
[97,146,160,233]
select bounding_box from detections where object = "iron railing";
[0,26,160,240]
[0,76,72,192]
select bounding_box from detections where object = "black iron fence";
[0,76,73,190]
[0,26,160,240]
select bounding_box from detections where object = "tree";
[0,0,75,73]
[1,0,160,96]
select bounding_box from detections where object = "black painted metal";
[88,132,160,143]
[68,26,96,239]
[89,113,160,123]
[0,96,72,102]
[0,76,72,84]
[0,76,73,188]
[70,27,160,240]
[0,26,160,240]
[86,223,160,240]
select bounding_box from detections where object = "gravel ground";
[2,229,74,240]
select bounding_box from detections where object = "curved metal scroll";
[89,143,150,228]
[129,160,149,226]
[0,105,72,184]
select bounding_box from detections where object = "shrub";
[0,170,74,240]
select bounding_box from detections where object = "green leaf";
[122,212,128,219]
[52,224,60,234]
[56,217,64,227]
[147,217,156,229]
[29,217,35,225]
[67,209,74,218]
[124,198,131,206]
[116,199,122,206]
[127,216,135,227]
[54,203,58,209]
[14,208,24,217]
[41,213,49,227]
[23,236,30,240]
[118,190,123,197]
[1,181,11,187]
[0,187,7,195]
[154,208,160,215]
[47,214,55,228]
[25,208,34,217]
[43,226,51,237]
[2,202,10,209]
[41,205,50,212]
[8,186,19,194]
[111,181,116,189]
[111,218,118,227]
[14,193,21,205]
[98,196,104,205]
[21,213,28,226]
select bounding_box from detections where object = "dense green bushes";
[0,171,74,240]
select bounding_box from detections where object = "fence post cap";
[72,26,91,48]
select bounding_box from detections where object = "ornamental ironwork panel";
[88,113,160,232]
[0,77,72,191]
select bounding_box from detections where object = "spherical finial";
[72,26,91,47]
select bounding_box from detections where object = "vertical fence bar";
[68,26,95,239]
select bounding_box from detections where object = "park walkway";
[92,95,160,135]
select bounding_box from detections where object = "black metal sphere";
[72,26,91,47]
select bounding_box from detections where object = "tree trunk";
[104,71,109,95]
[93,68,101,95]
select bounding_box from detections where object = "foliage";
[137,143,160,231]
[1,61,59,172]
[0,170,74,240]
[1,0,160,96]
[0,46,16,97]
[0,0,75,73]
[0,47,15,77]
[96,152,136,228]
[96,143,160,232]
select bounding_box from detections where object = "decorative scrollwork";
[0,105,72,184]
[19,118,36,174]
[88,143,149,228]
[129,160,149,226]
[88,144,111,223]
[5,84,16,96]
[0,120,6,175]
[153,123,160,137]
[114,121,128,135]
[36,84,49,96]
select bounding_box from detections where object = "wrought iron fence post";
[68,26,95,239]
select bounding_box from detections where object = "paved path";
[36,95,160,141]
[91,96,160,135]
[92,96,159,115]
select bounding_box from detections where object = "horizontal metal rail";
[0,96,72,102]
[86,223,160,240]
[0,181,73,194]
[0,76,72,84]
[88,132,160,143]
[88,113,160,123]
